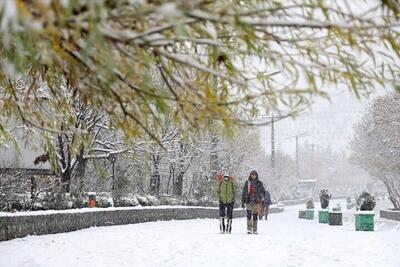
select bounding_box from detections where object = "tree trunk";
[166,164,174,195]
[30,176,37,210]
[173,172,184,196]
[188,172,198,196]
[173,142,186,196]
[61,168,71,193]
[73,151,87,194]
[150,153,161,195]
[384,176,400,210]
[209,132,219,197]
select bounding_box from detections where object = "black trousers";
[264,205,270,219]
[219,202,234,219]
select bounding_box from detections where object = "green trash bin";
[305,209,314,220]
[355,212,375,231]
[318,209,329,223]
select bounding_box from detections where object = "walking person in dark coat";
[261,190,272,220]
[241,170,265,234]
[216,172,235,234]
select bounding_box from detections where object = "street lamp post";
[277,132,308,181]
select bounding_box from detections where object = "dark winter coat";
[241,178,265,205]
[264,190,272,206]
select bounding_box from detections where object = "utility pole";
[292,132,308,181]
[311,143,315,180]
[271,114,275,169]
[296,135,299,181]
[311,143,315,164]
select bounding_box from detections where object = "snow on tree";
[350,92,400,210]
[1,1,399,208]
[11,78,136,193]
[0,0,399,145]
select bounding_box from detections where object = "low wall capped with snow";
[380,209,400,221]
[0,205,283,241]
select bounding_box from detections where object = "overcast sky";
[260,88,387,157]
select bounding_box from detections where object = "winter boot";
[219,217,226,234]
[247,219,253,234]
[226,219,232,234]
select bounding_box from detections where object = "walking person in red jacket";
[241,170,265,234]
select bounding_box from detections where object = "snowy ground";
[1,199,399,267]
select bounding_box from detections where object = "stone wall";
[380,209,400,221]
[0,206,282,241]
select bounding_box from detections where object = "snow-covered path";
[1,199,399,267]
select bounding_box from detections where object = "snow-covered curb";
[0,206,216,217]
[0,204,279,217]
[0,205,283,241]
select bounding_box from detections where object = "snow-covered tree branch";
[0,0,398,143]
[350,92,400,209]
